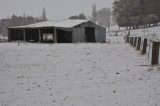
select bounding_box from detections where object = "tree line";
[112,0,160,29]
[68,4,111,30]
[0,6,111,36]
[69,13,86,20]
[0,8,47,36]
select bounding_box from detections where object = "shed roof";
[9,19,91,29]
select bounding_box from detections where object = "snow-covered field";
[129,26,160,37]
[115,26,160,38]
[108,25,160,39]
[0,36,160,106]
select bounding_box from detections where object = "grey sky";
[0,0,114,20]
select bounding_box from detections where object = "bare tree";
[42,8,47,21]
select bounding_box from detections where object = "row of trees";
[112,0,160,29]
[92,4,111,30]
[0,8,47,36]
[0,5,112,36]
[68,5,111,30]
[69,13,86,20]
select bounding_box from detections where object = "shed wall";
[73,22,106,43]
[95,27,106,42]
[73,28,85,43]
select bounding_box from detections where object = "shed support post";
[132,38,134,46]
[130,37,132,45]
[129,37,131,45]
[126,36,129,43]
[131,37,134,46]
[54,28,57,43]
[23,29,26,41]
[151,42,160,65]
[141,38,147,55]
[38,29,41,43]
[8,29,11,42]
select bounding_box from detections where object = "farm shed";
[8,19,106,43]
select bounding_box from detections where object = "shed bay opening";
[57,29,72,43]
[85,27,95,43]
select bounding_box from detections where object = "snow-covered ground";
[0,36,160,106]
[128,26,160,37]
[108,25,160,39]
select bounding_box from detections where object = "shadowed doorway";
[85,27,95,42]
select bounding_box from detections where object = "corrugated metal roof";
[9,19,90,29]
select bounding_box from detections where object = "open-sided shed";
[8,19,106,43]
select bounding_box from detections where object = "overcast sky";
[0,0,114,20]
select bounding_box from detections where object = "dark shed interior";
[10,29,24,41]
[85,27,95,42]
[9,28,73,43]
[25,29,39,42]
[56,29,72,43]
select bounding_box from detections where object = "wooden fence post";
[137,37,141,50]
[151,42,160,65]
[141,38,147,55]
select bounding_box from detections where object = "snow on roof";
[9,19,90,29]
